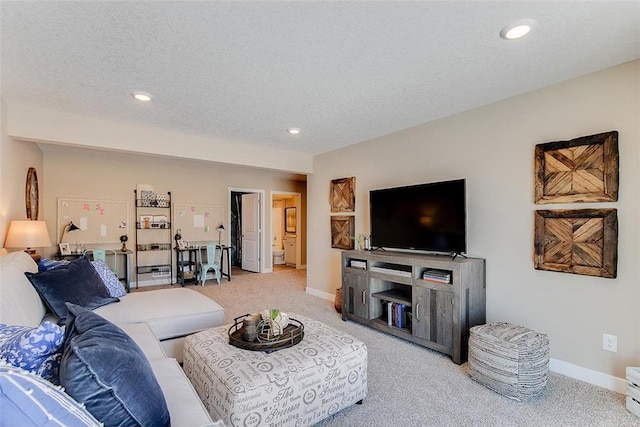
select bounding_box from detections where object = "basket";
[228,314,304,353]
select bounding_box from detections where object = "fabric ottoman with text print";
[183,313,367,427]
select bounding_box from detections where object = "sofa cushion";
[91,259,126,297]
[0,322,64,383]
[25,256,119,325]
[95,288,225,341]
[0,251,46,327]
[0,363,102,427]
[149,357,215,427]
[60,303,170,427]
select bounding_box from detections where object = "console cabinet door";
[412,286,431,340]
[412,286,454,349]
[343,272,368,320]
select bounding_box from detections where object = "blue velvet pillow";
[25,256,119,325]
[0,363,102,427]
[91,260,126,297]
[60,303,170,427]
[0,322,64,383]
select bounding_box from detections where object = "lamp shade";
[217,224,225,232]
[5,220,52,249]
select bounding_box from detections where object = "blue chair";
[198,245,222,286]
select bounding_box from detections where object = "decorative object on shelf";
[120,234,128,251]
[331,216,354,249]
[285,207,296,233]
[330,176,356,212]
[58,243,71,255]
[5,220,52,262]
[25,167,39,220]
[216,223,225,245]
[174,229,182,244]
[534,208,618,278]
[534,131,619,204]
[228,313,304,353]
[334,288,342,313]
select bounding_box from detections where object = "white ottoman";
[183,313,367,427]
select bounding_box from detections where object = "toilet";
[273,249,285,265]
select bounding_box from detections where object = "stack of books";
[383,302,412,330]
[422,269,451,284]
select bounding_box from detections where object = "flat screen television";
[369,179,466,254]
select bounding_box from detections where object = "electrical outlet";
[603,334,617,352]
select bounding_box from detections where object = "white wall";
[0,97,44,250]
[39,145,307,277]
[308,61,640,384]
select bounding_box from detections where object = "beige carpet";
[135,270,638,427]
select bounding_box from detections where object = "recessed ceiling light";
[287,128,301,135]
[132,91,153,102]
[500,19,536,40]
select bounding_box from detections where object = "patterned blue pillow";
[37,258,68,272]
[0,363,102,426]
[0,322,64,383]
[92,260,126,297]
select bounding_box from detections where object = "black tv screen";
[369,179,466,254]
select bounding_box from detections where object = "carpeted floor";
[135,269,639,427]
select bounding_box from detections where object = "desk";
[54,250,132,293]
[175,245,231,286]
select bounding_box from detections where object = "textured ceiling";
[1,1,639,156]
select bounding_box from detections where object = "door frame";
[270,191,301,271]
[228,187,265,273]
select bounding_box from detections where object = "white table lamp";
[5,220,52,261]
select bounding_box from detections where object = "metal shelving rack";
[134,189,172,288]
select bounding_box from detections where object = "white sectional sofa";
[0,250,225,426]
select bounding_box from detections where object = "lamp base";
[24,249,41,263]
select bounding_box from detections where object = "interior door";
[241,193,260,272]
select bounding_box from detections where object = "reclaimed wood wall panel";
[331,216,355,249]
[534,209,617,278]
[534,131,618,204]
[330,177,356,212]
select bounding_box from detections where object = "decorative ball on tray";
[260,309,289,336]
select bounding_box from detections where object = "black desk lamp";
[60,221,80,242]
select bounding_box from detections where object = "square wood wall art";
[330,177,356,212]
[534,209,617,278]
[331,216,355,250]
[534,131,618,204]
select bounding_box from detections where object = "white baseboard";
[306,287,334,302]
[550,358,627,393]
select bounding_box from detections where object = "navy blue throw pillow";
[25,256,118,325]
[60,303,170,427]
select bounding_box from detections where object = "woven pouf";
[468,322,549,401]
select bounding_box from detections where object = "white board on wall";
[57,198,129,244]
[173,204,224,243]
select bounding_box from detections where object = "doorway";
[229,189,264,273]
[271,191,301,272]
